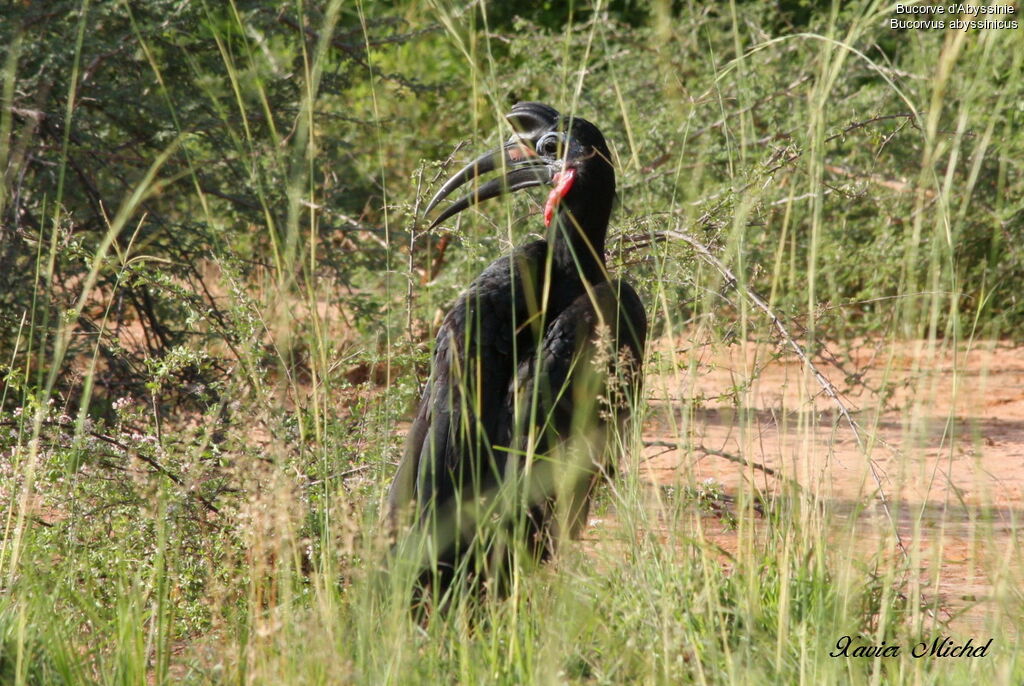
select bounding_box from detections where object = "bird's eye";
[537,132,562,157]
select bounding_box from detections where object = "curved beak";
[424,140,553,229]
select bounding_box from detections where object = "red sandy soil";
[619,335,1024,631]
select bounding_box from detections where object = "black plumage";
[387,102,647,603]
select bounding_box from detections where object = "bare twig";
[642,439,783,480]
[824,164,935,198]
[421,141,466,283]
[304,464,373,488]
[407,166,425,339]
[824,113,918,144]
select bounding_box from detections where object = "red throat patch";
[544,168,577,227]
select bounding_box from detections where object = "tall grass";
[1,0,1022,683]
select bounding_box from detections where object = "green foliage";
[1,0,1022,682]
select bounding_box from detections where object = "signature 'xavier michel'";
[830,635,993,658]
[387,102,647,606]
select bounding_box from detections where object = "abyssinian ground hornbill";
[387,102,646,604]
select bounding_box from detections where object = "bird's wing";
[496,278,647,542]
[503,278,646,445]
[386,243,549,528]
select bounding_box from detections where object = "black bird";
[387,102,646,603]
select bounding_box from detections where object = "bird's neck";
[549,183,613,286]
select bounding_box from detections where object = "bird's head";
[425,102,614,230]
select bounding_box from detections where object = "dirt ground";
[626,336,1024,632]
